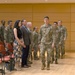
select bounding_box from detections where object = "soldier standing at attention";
[4,20,14,47]
[52,22,61,64]
[39,16,54,70]
[58,20,67,59]
[33,27,39,60]
[0,20,5,43]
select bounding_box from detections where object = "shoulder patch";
[41,25,45,28]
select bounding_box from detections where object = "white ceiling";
[0,0,74,3]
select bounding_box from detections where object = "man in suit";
[21,20,31,68]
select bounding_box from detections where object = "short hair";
[33,27,36,31]
[44,16,49,19]
[8,20,12,25]
[27,22,32,25]
[14,20,20,29]
[58,20,62,23]
[1,20,5,24]
[21,19,24,23]
[54,22,58,24]
[21,19,26,23]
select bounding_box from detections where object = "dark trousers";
[21,45,29,66]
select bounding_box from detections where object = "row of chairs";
[0,42,15,75]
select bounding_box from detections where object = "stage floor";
[3,52,75,75]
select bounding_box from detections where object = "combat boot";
[47,63,50,70]
[51,57,54,64]
[55,59,58,64]
[41,63,46,70]
[61,55,63,59]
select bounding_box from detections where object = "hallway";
[4,52,75,75]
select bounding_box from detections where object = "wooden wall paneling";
[0,13,32,24]
[0,3,74,51]
[33,13,70,22]
[71,23,75,31]
[33,4,70,13]
[0,4,33,13]
[71,32,75,41]
[71,4,75,13]
[71,42,75,50]
[71,13,75,22]
[65,41,71,50]
[63,23,71,32]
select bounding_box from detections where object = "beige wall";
[0,0,75,3]
[0,3,75,51]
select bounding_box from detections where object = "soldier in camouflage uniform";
[39,16,54,70]
[4,20,14,47]
[51,22,61,64]
[4,20,16,71]
[27,22,33,64]
[0,20,5,43]
[33,27,39,60]
[58,20,67,59]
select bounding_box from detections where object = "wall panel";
[65,41,70,51]
[0,4,32,13]
[33,4,70,13]
[71,42,75,50]
[33,13,70,22]
[0,13,32,21]
[0,3,75,51]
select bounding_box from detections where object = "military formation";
[0,16,67,71]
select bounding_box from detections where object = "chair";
[6,43,14,58]
[0,45,6,75]
[5,43,15,71]
[0,42,4,45]
[0,44,11,75]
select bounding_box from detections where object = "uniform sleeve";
[33,32,36,47]
[64,27,67,40]
[59,30,61,44]
[52,34,56,44]
[4,27,8,42]
[12,28,15,42]
[51,27,56,44]
[38,28,42,44]
[31,32,34,47]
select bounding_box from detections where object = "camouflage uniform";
[39,24,53,70]
[33,31,39,60]
[52,26,61,63]
[4,25,14,46]
[27,29,33,63]
[0,25,5,42]
[58,25,67,58]
[4,25,15,70]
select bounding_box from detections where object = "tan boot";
[41,63,46,70]
[47,63,50,70]
[55,59,58,64]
